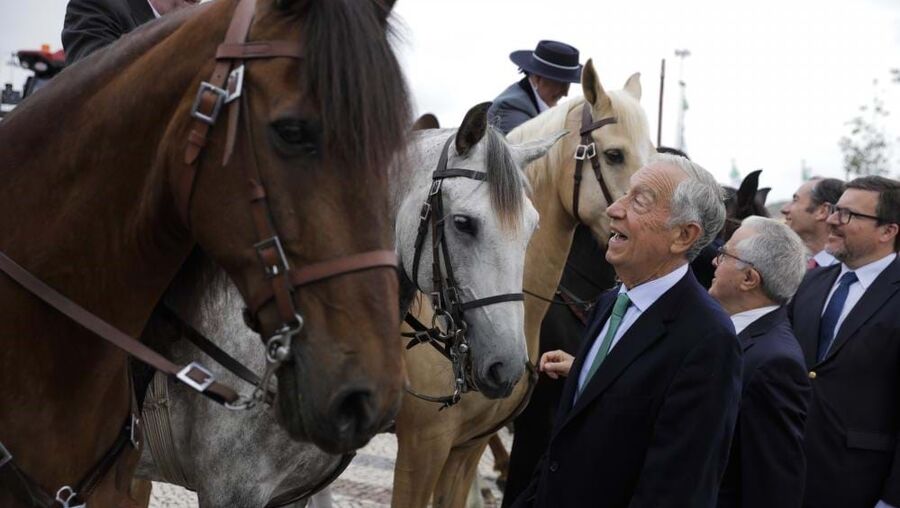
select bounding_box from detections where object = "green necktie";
[579,293,631,395]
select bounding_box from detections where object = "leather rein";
[402,135,525,409]
[0,0,395,505]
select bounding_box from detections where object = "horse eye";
[604,149,624,165]
[452,215,478,236]
[270,118,320,156]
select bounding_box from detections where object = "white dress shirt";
[812,249,838,267]
[821,253,897,336]
[148,0,161,18]
[576,264,689,393]
[529,81,550,113]
[730,305,779,335]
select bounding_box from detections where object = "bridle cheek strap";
[572,102,617,224]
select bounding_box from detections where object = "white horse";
[133,103,565,507]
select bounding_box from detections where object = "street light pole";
[674,48,691,152]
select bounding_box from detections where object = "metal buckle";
[429,180,442,197]
[266,313,303,363]
[129,414,140,449]
[176,362,215,393]
[224,65,244,104]
[418,202,432,222]
[190,81,227,125]
[573,142,596,161]
[255,236,290,279]
[0,441,12,469]
[55,486,84,508]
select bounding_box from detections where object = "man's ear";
[740,265,763,292]
[813,202,831,221]
[879,222,899,247]
[670,223,703,256]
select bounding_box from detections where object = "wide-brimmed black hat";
[510,40,583,84]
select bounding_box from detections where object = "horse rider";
[487,40,583,135]
[62,0,199,65]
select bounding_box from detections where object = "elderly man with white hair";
[709,216,812,508]
[514,154,742,508]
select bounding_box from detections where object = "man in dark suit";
[62,0,198,65]
[788,176,900,508]
[709,216,811,507]
[514,153,742,507]
[781,177,846,269]
[487,40,582,135]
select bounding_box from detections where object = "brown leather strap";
[0,251,239,405]
[216,41,303,60]
[572,103,617,224]
[247,249,398,315]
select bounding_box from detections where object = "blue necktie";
[817,271,858,362]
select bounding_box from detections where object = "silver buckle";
[55,486,85,508]
[573,142,596,161]
[225,65,244,104]
[176,362,215,393]
[0,442,12,469]
[190,81,227,125]
[129,414,140,449]
[255,236,290,279]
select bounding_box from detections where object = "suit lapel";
[738,306,785,352]
[819,258,900,364]
[796,266,840,367]
[517,77,541,114]
[554,275,690,436]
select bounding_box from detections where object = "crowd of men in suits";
[57,1,898,504]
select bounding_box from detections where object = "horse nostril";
[487,362,506,387]
[330,387,377,436]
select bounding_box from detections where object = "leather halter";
[403,135,525,408]
[572,102,618,224]
[0,0,393,504]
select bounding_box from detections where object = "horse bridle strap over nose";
[572,102,618,224]
[403,135,525,408]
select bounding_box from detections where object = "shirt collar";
[148,0,161,18]
[813,249,837,267]
[529,81,550,113]
[838,252,897,290]
[618,264,689,313]
[730,305,779,335]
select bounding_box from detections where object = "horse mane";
[510,90,650,191]
[483,126,527,231]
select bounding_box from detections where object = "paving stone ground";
[149,429,511,507]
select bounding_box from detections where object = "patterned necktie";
[817,271,858,362]
[578,293,631,395]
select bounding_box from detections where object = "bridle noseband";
[572,102,618,223]
[403,135,525,408]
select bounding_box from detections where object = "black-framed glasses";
[715,245,755,268]
[827,203,883,225]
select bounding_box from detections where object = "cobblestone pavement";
[149,429,511,508]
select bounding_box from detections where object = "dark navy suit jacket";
[62,0,155,65]
[788,257,900,508]
[717,306,811,508]
[488,78,540,135]
[512,269,742,508]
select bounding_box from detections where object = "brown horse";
[0,0,409,506]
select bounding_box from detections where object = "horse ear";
[374,0,397,23]
[510,130,568,169]
[412,113,440,131]
[755,187,771,211]
[582,59,612,113]
[624,72,642,100]
[736,169,762,210]
[455,102,491,156]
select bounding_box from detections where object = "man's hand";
[539,350,574,379]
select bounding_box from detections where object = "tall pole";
[657,58,665,147]
[674,48,691,152]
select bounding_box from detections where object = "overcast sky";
[4,0,899,202]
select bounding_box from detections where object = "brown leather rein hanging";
[0,0,395,505]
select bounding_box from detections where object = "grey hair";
[734,216,807,304]
[654,153,726,260]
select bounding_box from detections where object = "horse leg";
[392,432,455,508]
[487,433,510,490]
[431,441,489,508]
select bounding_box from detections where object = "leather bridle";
[572,102,618,223]
[402,135,525,408]
[0,0,396,505]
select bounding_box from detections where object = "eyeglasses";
[715,245,755,268]
[827,203,883,225]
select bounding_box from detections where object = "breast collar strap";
[572,102,617,224]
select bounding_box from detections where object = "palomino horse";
[0,0,410,506]
[131,104,565,507]
[392,60,655,508]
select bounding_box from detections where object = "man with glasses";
[708,216,811,508]
[788,175,900,508]
[781,177,846,269]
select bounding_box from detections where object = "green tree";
[839,79,891,179]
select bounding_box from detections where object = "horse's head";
[173,0,410,453]
[397,103,563,398]
[722,169,771,241]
